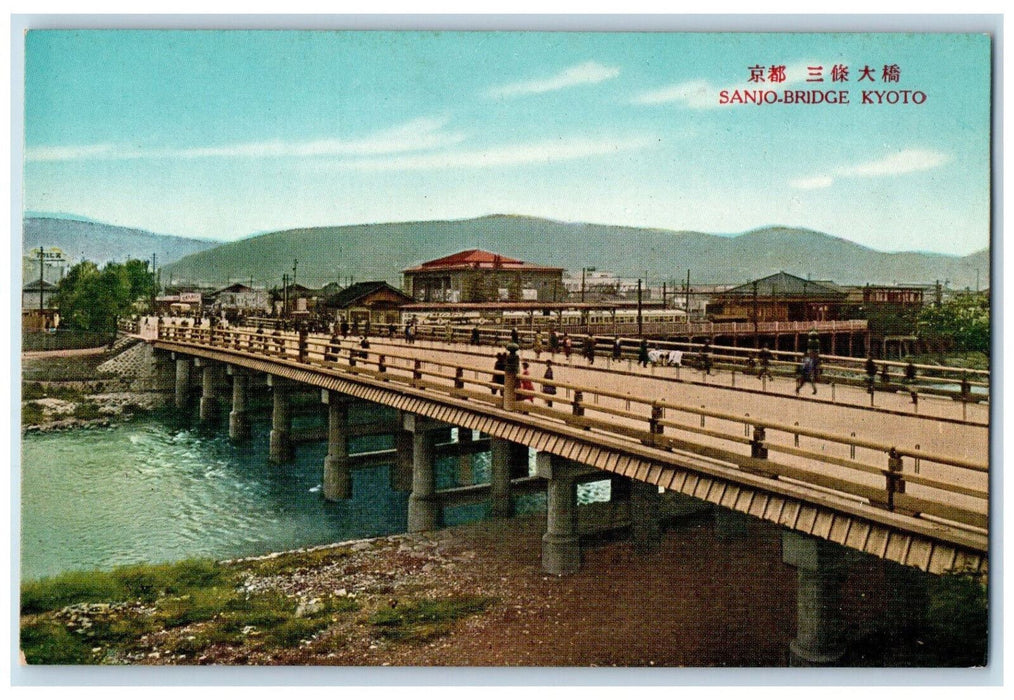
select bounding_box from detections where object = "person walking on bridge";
[583,336,596,365]
[638,338,650,368]
[542,359,556,407]
[758,344,773,380]
[865,355,877,392]
[471,325,481,346]
[612,336,622,361]
[549,329,559,356]
[533,331,544,358]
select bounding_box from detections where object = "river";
[20,408,608,581]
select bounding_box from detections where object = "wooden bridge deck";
[149,323,990,575]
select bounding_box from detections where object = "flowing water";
[20,407,609,581]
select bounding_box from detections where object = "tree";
[917,292,990,353]
[54,259,156,332]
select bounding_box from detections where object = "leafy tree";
[54,259,156,332]
[917,293,990,353]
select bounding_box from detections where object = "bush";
[370,595,496,642]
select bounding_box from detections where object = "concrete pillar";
[199,362,222,422]
[390,429,414,492]
[490,437,513,517]
[322,390,351,500]
[405,413,440,532]
[782,532,848,666]
[537,453,580,575]
[883,561,929,641]
[629,481,663,553]
[228,368,251,441]
[509,442,530,479]
[267,375,293,463]
[174,356,191,410]
[151,348,175,392]
[457,428,474,486]
[714,507,749,540]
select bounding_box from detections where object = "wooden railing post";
[454,367,464,390]
[885,447,905,510]
[751,425,768,459]
[572,390,585,418]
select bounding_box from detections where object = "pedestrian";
[638,338,650,368]
[562,333,572,361]
[388,323,396,339]
[905,360,917,384]
[758,345,773,380]
[795,356,817,395]
[533,331,544,358]
[340,318,349,338]
[407,323,416,344]
[865,355,877,391]
[520,361,534,402]
[492,352,506,395]
[510,327,519,345]
[471,325,481,346]
[549,329,559,356]
[583,336,596,365]
[612,336,622,361]
[542,359,557,407]
[325,332,341,364]
[701,341,712,375]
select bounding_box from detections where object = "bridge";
[129,317,989,665]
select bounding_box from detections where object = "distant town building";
[207,283,270,315]
[707,271,849,322]
[402,250,564,303]
[325,280,414,327]
[22,278,58,311]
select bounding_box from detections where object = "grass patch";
[21,403,46,426]
[72,402,104,420]
[370,595,496,643]
[21,559,233,614]
[21,619,97,665]
[236,547,352,578]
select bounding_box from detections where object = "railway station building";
[402,249,565,303]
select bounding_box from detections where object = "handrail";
[157,322,988,535]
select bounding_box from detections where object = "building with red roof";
[402,249,564,303]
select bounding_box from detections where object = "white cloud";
[837,149,951,177]
[25,117,465,162]
[789,175,835,190]
[330,135,655,172]
[790,148,951,190]
[25,144,117,162]
[487,61,620,98]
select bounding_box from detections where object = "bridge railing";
[159,323,988,538]
[410,323,989,402]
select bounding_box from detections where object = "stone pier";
[391,427,414,492]
[629,480,663,553]
[196,359,223,423]
[782,531,848,666]
[489,437,513,517]
[267,375,293,463]
[536,452,597,575]
[322,390,351,501]
[174,355,191,410]
[404,413,445,532]
[227,366,251,441]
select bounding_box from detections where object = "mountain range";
[23,214,990,291]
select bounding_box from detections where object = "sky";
[22,29,993,255]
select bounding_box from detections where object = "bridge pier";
[174,356,191,410]
[629,481,663,553]
[537,452,598,575]
[196,359,223,423]
[322,390,351,500]
[404,413,445,532]
[782,531,848,666]
[391,427,414,492]
[714,507,750,540]
[227,366,251,441]
[489,438,514,517]
[457,428,474,485]
[267,375,293,463]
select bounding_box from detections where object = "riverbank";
[21,511,800,666]
[21,340,167,432]
[19,507,987,668]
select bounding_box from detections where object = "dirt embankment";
[20,341,167,432]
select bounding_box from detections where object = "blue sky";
[23,30,992,255]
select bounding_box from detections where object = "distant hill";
[22,217,220,284]
[157,214,989,290]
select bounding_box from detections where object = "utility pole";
[38,246,45,311]
[637,278,643,337]
[752,280,759,343]
[685,269,691,318]
[283,273,289,316]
